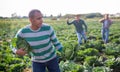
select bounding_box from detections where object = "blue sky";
[0,0,120,17]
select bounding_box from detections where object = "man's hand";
[66,18,70,21]
[16,48,27,56]
[99,18,104,23]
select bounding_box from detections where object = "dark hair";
[75,14,80,17]
[28,9,41,18]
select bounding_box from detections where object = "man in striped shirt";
[12,9,63,72]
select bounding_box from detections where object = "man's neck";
[30,24,41,30]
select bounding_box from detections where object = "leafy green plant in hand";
[11,37,32,54]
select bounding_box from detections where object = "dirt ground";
[23,68,32,72]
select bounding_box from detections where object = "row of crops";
[0,18,120,72]
[0,19,31,72]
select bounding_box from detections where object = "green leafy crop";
[11,37,32,53]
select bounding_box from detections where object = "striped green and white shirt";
[13,23,63,63]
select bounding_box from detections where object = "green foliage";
[9,64,26,72]
[11,37,32,53]
[104,43,120,57]
[8,58,23,65]
[60,41,78,60]
[59,60,84,72]
[77,48,99,60]
[104,59,115,67]
[103,55,115,68]
[92,66,108,72]
[0,63,6,71]
[84,56,97,66]
[85,40,105,52]
[0,18,120,71]
[110,57,120,71]
[84,48,99,56]
[0,32,31,72]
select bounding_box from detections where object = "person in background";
[66,14,87,45]
[99,14,113,44]
[11,9,63,72]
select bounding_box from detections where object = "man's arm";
[66,18,74,25]
[109,19,113,25]
[11,29,27,56]
[99,18,104,23]
[108,19,113,27]
[49,26,63,52]
[82,20,87,32]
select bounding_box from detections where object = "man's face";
[104,14,109,19]
[75,15,80,20]
[30,12,43,29]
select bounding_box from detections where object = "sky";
[0,0,120,17]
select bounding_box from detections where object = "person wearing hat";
[66,14,87,45]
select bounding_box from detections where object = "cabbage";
[11,37,32,53]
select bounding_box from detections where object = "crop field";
[0,18,120,72]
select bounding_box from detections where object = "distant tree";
[57,13,62,18]
[63,14,74,18]
[22,16,28,18]
[11,13,17,18]
[43,14,47,18]
[50,14,53,18]
[0,16,3,19]
[86,13,102,18]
